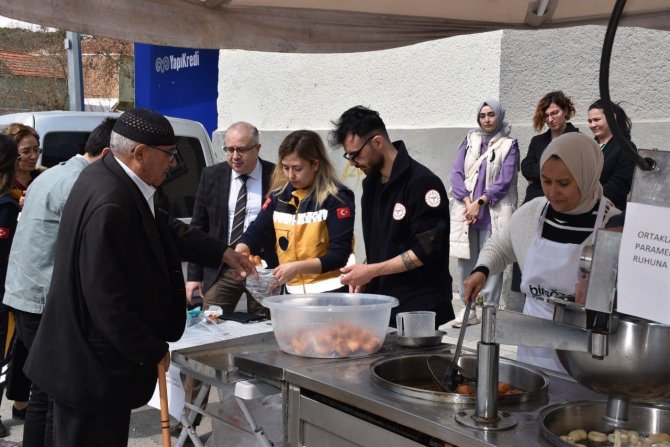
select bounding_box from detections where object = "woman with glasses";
[449,99,519,327]
[236,130,355,294]
[0,134,20,436]
[2,124,45,209]
[0,123,42,421]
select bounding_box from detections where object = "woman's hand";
[463,271,487,302]
[464,201,480,224]
[272,261,302,286]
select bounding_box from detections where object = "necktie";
[229,174,248,246]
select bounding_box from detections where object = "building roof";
[0,50,65,78]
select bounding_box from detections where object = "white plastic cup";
[396,311,436,337]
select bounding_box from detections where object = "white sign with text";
[617,202,670,325]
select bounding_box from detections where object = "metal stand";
[176,383,209,447]
[234,379,280,447]
[455,305,517,431]
[603,395,631,427]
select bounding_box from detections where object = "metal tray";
[396,330,446,347]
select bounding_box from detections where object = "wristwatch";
[477,198,486,206]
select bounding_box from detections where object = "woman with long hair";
[587,100,636,211]
[237,130,355,293]
[0,134,20,437]
[2,124,43,208]
[449,99,519,327]
[521,91,579,204]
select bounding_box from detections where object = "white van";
[0,111,224,221]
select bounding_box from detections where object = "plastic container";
[246,269,280,304]
[262,293,399,358]
[396,311,436,337]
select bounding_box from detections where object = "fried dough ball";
[588,431,608,444]
[568,429,587,442]
[648,433,670,444]
[455,384,475,395]
[286,322,382,357]
[497,382,511,394]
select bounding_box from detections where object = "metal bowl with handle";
[555,310,670,400]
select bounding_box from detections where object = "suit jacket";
[187,158,277,292]
[25,154,225,411]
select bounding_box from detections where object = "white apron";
[518,199,606,372]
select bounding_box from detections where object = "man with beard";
[331,106,454,328]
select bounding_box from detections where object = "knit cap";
[113,108,175,146]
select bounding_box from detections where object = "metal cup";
[396,311,436,337]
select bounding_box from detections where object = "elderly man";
[4,117,115,447]
[331,106,454,328]
[186,121,277,314]
[24,109,255,446]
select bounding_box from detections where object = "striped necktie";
[229,174,249,246]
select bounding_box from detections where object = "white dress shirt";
[227,160,263,244]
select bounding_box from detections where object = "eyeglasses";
[224,144,258,155]
[18,147,42,158]
[342,135,376,162]
[145,144,178,162]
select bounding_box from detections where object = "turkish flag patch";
[262,197,271,210]
[0,227,10,239]
[336,207,351,219]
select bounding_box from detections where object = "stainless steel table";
[173,332,602,446]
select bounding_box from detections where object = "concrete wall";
[214,25,670,298]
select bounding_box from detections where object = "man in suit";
[186,121,277,315]
[23,109,256,446]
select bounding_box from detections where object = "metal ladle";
[427,299,477,391]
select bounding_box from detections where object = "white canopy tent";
[0,0,668,52]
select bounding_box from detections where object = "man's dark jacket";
[361,141,454,326]
[25,154,225,411]
[187,159,277,292]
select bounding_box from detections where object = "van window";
[41,132,205,219]
[42,132,88,167]
[161,136,206,219]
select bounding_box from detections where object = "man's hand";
[185,281,203,305]
[340,264,376,290]
[463,271,486,302]
[223,247,258,280]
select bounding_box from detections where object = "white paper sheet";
[617,202,670,325]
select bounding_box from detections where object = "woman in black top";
[521,91,579,204]
[0,135,19,437]
[587,100,636,211]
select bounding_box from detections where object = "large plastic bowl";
[262,293,399,358]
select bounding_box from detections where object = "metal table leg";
[176,382,210,447]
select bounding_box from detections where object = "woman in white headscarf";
[463,132,621,372]
[449,99,519,327]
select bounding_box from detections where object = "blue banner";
[135,43,219,137]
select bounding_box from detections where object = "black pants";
[14,309,53,447]
[53,400,131,447]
